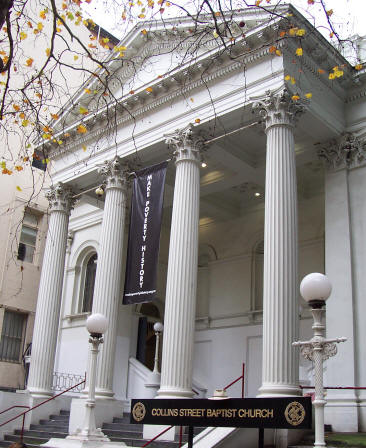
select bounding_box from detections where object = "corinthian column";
[92,156,128,398]
[27,183,75,397]
[158,124,204,398]
[253,89,304,397]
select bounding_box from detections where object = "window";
[17,212,38,263]
[82,253,97,313]
[0,310,27,362]
[32,149,48,171]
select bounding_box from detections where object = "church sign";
[130,397,312,429]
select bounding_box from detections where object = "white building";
[2,4,366,447]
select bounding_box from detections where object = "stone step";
[103,422,143,431]
[0,441,40,448]
[48,414,69,421]
[31,423,69,431]
[15,429,68,439]
[5,434,50,445]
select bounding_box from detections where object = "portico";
[23,4,366,445]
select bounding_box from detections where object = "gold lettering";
[152,408,157,416]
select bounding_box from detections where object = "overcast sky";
[83,0,366,55]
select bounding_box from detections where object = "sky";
[83,0,366,61]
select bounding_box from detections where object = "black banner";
[123,161,168,305]
[130,397,312,429]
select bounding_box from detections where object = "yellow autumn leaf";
[40,10,47,19]
[318,69,325,74]
[82,144,87,151]
[329,73,336,80]
[296,29,306,37]
[213,30,219,38]
[327,9,333,16]
[46,48,50,57]
[255,0,262,5]
[51,113,59,120]
[20,32,27,40]
[15,165,23,171]
[26,58,34,67]
[284,75,291,81]
[289,27,297,36]
[79,106,88,115]
[292,95,300,101]
[37,22,43,31]
[141,29,147,35]
[102,37,109,43]
[13,104,20,111]
[195,118,201,123]
[22,120,29,127]
[146,87,153,93]
[74,55,79,61]
[16,186,22,191]
[77,124,87,134]
[275,49,281,56]
[19,112,25,119]
[305,93,312,98]
[84,88,91,94]
[295,48,303,56]
[355,64,363,70]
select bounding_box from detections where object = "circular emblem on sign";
[132,402,146,422]
[284,401,305,426]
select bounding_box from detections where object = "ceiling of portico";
[78,102,327,228]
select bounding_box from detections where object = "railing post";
[242,363,245,398]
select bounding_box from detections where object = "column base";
[95,388,114,399]
[157,386,194,399]
[27,387,53,398]
[257,384,302,397]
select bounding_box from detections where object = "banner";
[123,161,168,305]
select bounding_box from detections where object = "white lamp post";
[69,313,110,442]
[293,273,347,448]
[152,322,163,374]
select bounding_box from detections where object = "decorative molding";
[165,123,205,163]
[45,183,76,214]
[252,88,305,130]
[317,133,366,170]
[98,156,129,190]
[48,44,278,159]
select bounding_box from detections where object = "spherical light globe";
[154,322,164,333]
[300,273,332,305]
[86,313,108,335]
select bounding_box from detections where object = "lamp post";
[69,313,110,442]
[293,273,347,448]
[152,322,163,375]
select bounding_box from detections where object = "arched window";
[82,253,97,313]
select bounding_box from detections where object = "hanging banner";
[123,161,168,305]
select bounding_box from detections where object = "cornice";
[49,43,276,159]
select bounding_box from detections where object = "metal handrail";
[223,363,245,398]
[0,374,86,443]
[142,425,177,447]
[301,385,366,390]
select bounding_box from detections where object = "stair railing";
[142,363,246,447]
[223,362,245,398]
[0,373,86,443]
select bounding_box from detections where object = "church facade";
[7,4,366,445]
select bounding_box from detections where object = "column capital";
[165,124,205,163]
[98,156,129,190]
[317,132,366,170]
[45,183,75,214]
[253,89,305,131]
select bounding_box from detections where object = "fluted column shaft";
[27,184,75,397]
[92,157,128,398]
[254,90,304,397]
[158,125,203,398]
